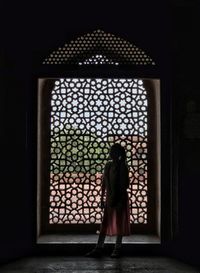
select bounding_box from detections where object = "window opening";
[38,30,160,237]
[49,78,148,228]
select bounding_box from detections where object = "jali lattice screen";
[49,78,148,224]
[43,29,155,65]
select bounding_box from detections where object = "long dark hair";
[109,143,126,161]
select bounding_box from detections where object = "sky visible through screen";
[51,78,147,139]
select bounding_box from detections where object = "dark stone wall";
[167,1,200,267]
[1,0,200,267]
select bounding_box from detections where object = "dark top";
[102,160,129,208]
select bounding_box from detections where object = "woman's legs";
[85,233,105,257]
[111,235,123,258]
[97,234,122,249]
[96,233,106,248]
[115,235,123,249]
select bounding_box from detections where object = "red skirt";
[100,199,131,236]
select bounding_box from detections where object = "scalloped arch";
[43,29,155,65]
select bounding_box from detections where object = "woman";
[86,143,130,258]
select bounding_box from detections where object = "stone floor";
[0,256,199,273]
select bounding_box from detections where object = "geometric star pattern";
[49,78,148,225]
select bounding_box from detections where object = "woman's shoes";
[110,247,121,258]
[85,247,104,257]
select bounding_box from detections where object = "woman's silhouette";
[86,143,130,258]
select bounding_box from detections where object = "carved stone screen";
[43,29,155,65]
[49,78,148,225]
